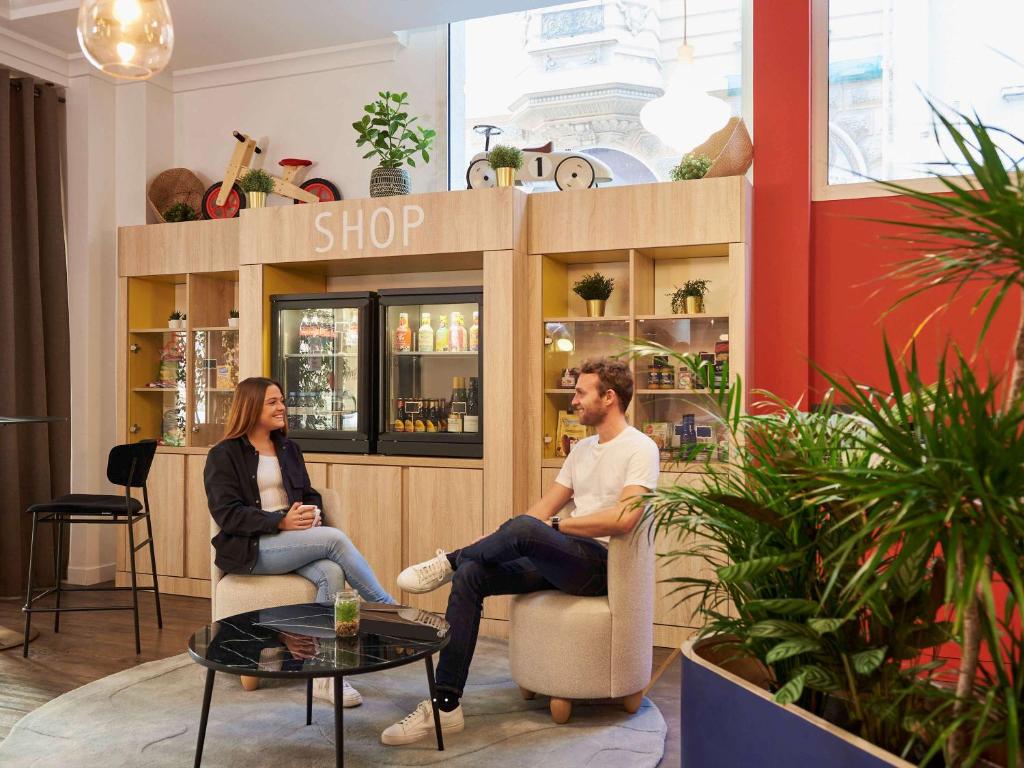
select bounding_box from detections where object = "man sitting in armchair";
[380,357,660,745]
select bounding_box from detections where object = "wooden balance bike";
[202,130,341,219]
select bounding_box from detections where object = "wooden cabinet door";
[305,462,327,494]
[185,454,213,580]
[328,464,403,600]
[405,468,483,614]
[653,472,713,629]
[127,452,185,578]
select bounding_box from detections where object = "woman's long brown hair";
[221,377,288,442]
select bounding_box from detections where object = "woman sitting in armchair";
[204,376,396,706]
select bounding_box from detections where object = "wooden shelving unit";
[529,178,750,649]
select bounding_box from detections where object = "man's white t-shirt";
[554,425,661,544]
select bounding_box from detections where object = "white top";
[554,425,661,544]
[257,454,290,513]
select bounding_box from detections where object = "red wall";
[753,3,1019,400]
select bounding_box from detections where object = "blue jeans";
[435,515,609,697]
[251,526,396,605]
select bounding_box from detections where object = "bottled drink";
[447,376,465,433]
[434,315,449,352]
[438,398,448,432]
[287,392,300,429]
[417,313,434,353]
[298,311,311,356]
[414,400,426,432]
[469,310,479,352]
[449,312,467,352]
[395,312,412,352]
[394,398,405,432]
[425,400,437,432]
[464,377,479,433]
[345,315,359,352]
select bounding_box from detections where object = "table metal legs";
[333,675,344,768]
[306,678,313,726]
[194,668,215,768]
[424,654,445,752]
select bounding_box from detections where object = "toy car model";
[465,125,613,191]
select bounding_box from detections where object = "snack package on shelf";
[643,422,671,451]
[555,410,591,457]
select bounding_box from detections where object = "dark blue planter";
[681,640,909,768]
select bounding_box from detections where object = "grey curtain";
[0,71,71,598]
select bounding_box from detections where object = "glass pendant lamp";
[77,0,174,80]
[639,0,730,153]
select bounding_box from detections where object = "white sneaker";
[397,549,454,594]
[381,700,464,746]
[312,677,362,707]
[398,607,449,638]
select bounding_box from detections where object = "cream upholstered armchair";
[210,488,343,622]
[508,526,655,723]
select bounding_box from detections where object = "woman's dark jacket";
[204,431,322,574]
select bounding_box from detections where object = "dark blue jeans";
[434,515,609,698]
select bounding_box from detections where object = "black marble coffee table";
[187,602,450,768]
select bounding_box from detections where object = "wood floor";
[0,586,682,766]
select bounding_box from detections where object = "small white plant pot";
[228,318,239,328]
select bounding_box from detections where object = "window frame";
[811,0,988,201]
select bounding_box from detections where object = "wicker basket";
[147,168,205,222]
[693,117,753,178]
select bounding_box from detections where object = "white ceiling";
[0,0,556,71]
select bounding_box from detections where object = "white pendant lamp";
[639,0,730,153]
[77,0,174,80]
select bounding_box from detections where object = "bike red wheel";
[295,178,342,203]
[202,182,245,219]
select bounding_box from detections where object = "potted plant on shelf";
[669,152,712,181]
[636,103,1024,767]
[162,201,198,222]
[228,309,239,329]
[572,272,615,317]
[669,279,710,314]
[168,310,182,329]
[488,144,523,188]
[352,90,436,198]
[239,169,275,209]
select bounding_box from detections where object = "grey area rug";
[0,638,666,767]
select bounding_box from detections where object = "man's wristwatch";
[550,516,560,531]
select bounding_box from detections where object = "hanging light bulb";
[77,0,174,80]
[639,1,730,153]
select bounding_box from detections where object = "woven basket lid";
[147,168,204,222]
[693,117,753,178]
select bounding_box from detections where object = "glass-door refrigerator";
[270,292,376,453]
[378,287,483,458]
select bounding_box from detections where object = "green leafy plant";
[228,309,239,319]
[626,344,955,759]
[352,91,436,169]
[668,280,711,313]
[334,598,359,624]
[163,202,197,222]
[572,272,615,301]
[239,169,275,194]
[168,311,181,321]
[670,153,712,181]
[488,144,524,170]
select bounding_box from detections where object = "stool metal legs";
[52,515,64,633]
[21,512,39,658]
[126,514,141,655]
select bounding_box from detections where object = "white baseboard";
[65,561,116,585]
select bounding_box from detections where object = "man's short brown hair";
[579,357,633,412]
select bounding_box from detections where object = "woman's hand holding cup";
[279,502,318,531]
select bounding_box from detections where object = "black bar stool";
[22,440,163,657]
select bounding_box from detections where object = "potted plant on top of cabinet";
[239,168,275,208]
[352,90,436,198]
[488,144,524,188]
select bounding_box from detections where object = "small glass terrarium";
[334,590,360,637]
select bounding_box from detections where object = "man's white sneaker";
[380,700,464,746]
[397,549,454,594]
[312,677,362,707]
